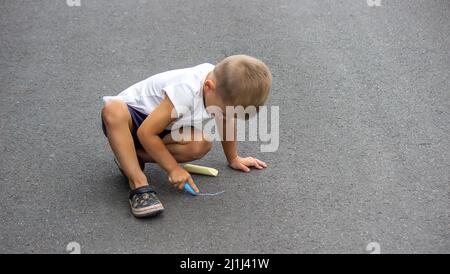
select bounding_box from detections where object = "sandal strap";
[129,186,155,199]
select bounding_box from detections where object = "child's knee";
[189,140,212,161]
[101,101,129,127]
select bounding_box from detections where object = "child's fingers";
[254,160,266,169]
[245,157,263,169]
[252,160,264,169]
[256,159,267,168]
[168,176,178,187]
[255,164,264,169]
[178,182,185,190]
[239,163,251,172]
[187,177,199,193]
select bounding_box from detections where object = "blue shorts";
[102,105,171,150]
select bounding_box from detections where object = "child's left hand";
[228,156,267,172]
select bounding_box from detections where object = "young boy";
[101,54,272,218]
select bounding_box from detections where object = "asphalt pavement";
[0,0,449,253]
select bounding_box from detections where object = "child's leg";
[136,127,212,163]
[101,100,148,189]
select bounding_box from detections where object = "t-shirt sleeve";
[162,83,195,118]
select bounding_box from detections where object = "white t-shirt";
[102,63,215,130]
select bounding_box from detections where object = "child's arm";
[137,96,199,193]
[217,115,267,172]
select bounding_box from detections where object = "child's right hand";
[168,166,199,193]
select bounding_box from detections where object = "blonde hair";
[213,55,272,111]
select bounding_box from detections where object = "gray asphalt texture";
[1,0,449,253]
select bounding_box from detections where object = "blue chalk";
[184,183,198,196]
[183,183,226,197]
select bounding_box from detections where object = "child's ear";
[204,79,216,93]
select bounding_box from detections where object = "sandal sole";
[130,201,165,218]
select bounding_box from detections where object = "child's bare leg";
[136,127,212,163]
[101,100,148,189]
